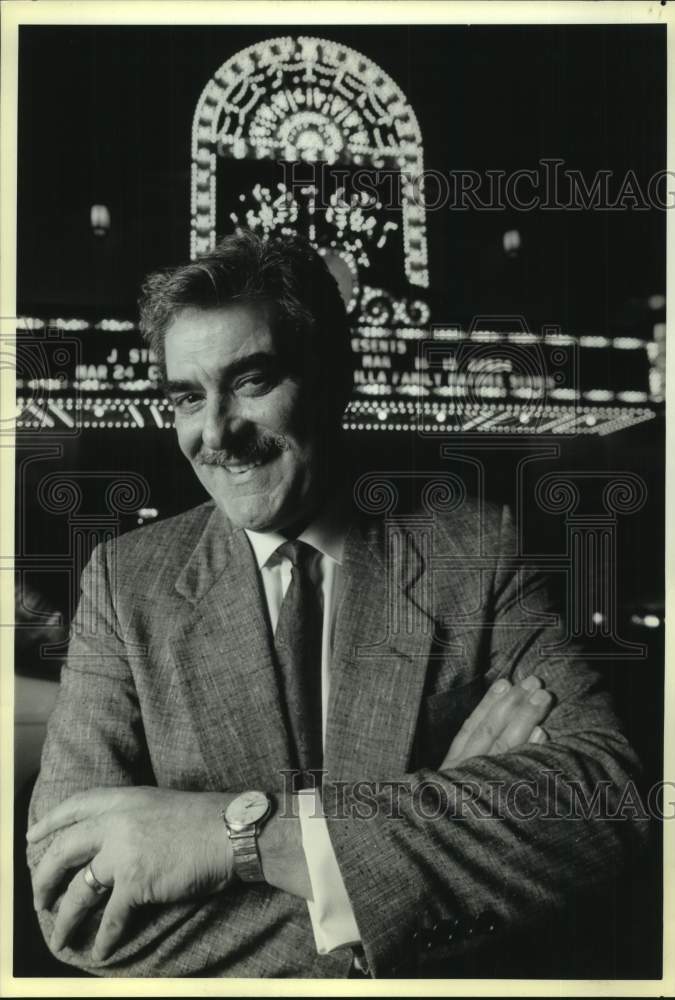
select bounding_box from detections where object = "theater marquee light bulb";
[90,204,111,237]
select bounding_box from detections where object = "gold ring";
[83,862,111,895]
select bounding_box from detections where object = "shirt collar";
[244,492,349,570]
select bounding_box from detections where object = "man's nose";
[200,395,245,452]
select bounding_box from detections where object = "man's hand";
[441,675,552,769]
[27,787,235,962]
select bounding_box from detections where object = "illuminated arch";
[190,35,429,288]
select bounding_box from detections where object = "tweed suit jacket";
[27,495,646,978]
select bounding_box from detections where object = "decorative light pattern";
[358,286,430,328]
[229,184,399,314]
[13,302,661,438]
[15,316,653,354]
[190,35,429,287]
[342,399,656,435]
[231,183,299,237]
[14,394,657,437]
[18,316,138,331]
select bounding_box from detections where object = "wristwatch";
[222,791,274,882]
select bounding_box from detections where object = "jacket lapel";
[168,508,296,791]
[324,514,435,781]
[166,504,440,789]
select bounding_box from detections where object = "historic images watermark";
[349,468,649,662]
[279,770,672,823]
[281,159,675,212]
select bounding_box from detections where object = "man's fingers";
[92,886,133,962]
[444,677,518,763]
[50,863,110,953]
[27,789,112,843]
[28,787,136,843]
[33,822,100,911]
[454,678,542,761]
[488,688,553,755]
[528,726,548,745]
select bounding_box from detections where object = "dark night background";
[15,23,666,980]
[18,24,666,331]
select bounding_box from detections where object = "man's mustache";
[195,434,288,467]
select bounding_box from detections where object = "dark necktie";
[274,540,324,785]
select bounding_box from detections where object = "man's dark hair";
[138,229,353,405]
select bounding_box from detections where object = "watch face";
[225,790,270,831]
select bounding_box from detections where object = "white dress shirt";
[244,511,362,955]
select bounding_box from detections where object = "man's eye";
[234,373,275,396]
[172,393,203,411]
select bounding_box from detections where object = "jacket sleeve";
[321,505,649,977]
[26,541,348,978]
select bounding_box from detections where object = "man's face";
[164,302,331,534]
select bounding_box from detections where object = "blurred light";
[592,612,604,625]
[550,388,579,400]
[322,249,357,312]
[649,369,664,402]
[138,508,159,520]
[617,391,648,403]
[613,337,643,350]
[96,319,136,331]
[53,318,88,330]
[647,294,666,311]
[630,613,661,629]
[434,328,463,341]
[470,329,502,342]
[507,331,538,343]
[543,332,575,345]
[584,390,614,401]
[16,316,45,329]
[502,229,521,256]
[90,204,111,237]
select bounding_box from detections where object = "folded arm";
[321,510,648,976]
[29,640,547,973]
[29,514,643,978]
[27,542,555,976]
[26,544,341,978]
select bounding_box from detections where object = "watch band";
[227,829,265,882]
[223,792,274,883]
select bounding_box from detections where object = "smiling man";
[165,300,329,535]
[26,231,646,978]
